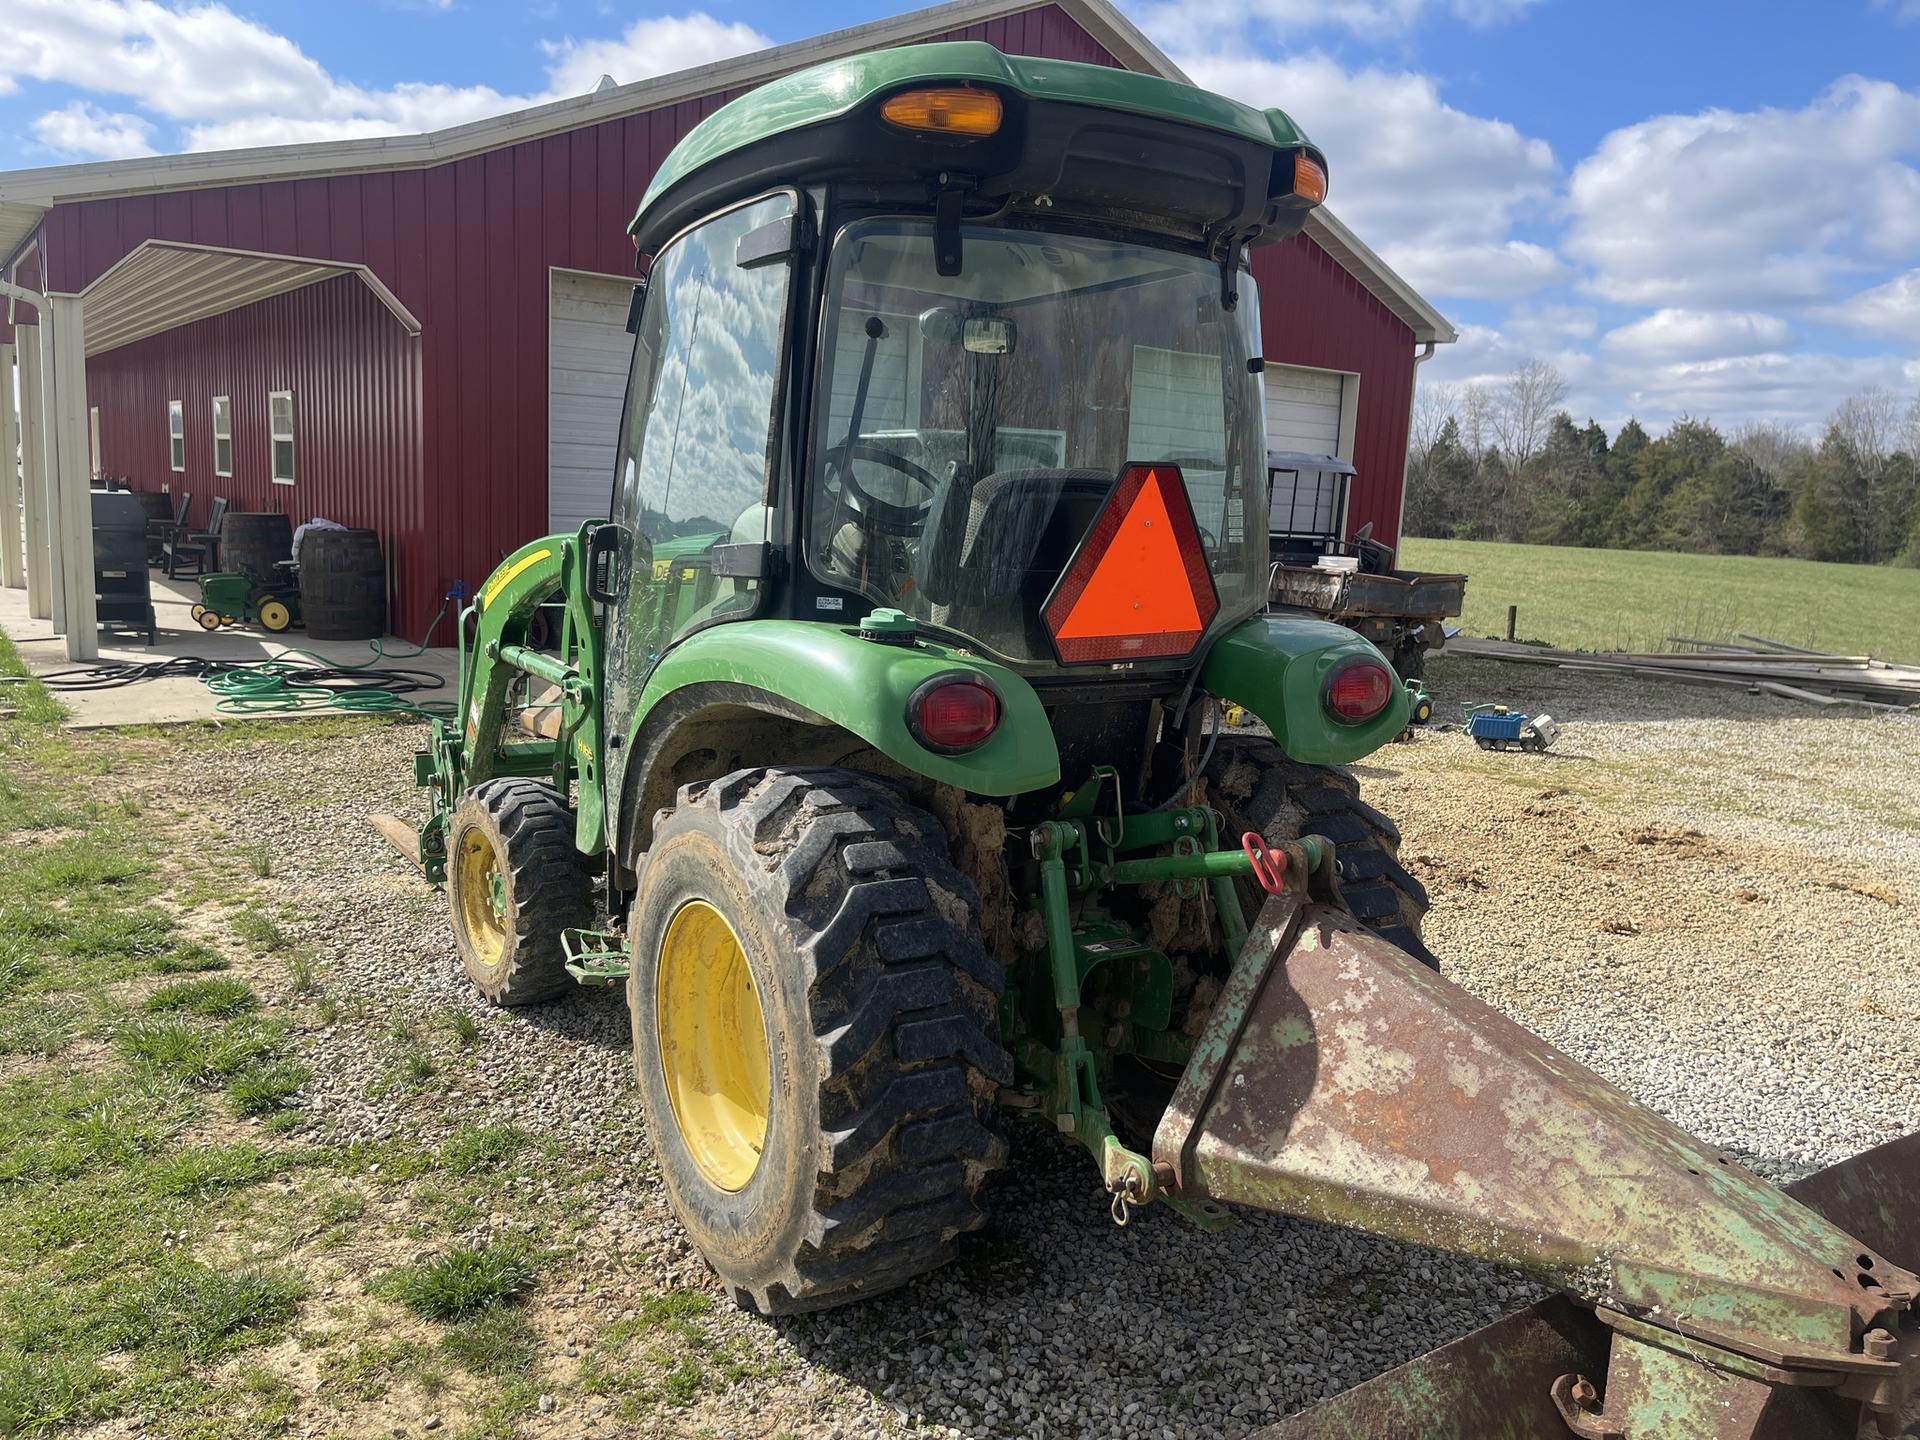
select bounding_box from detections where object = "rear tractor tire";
[447,778,594,1005]
[628,766,1010,1314]
[1204,735,1436,968]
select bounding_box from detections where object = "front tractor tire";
[447,778,595,1005]
[1206,736,1436,968]
[629,767,1010,1315]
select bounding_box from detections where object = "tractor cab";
[597,44,1339,785]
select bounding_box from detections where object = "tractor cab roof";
[628,41,1326,256]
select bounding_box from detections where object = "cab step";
[562,928,629,985]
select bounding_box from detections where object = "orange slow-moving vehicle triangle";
[1045,465,1219,663]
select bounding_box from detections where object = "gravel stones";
[152,666,1920,1436]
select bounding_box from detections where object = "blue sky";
[3,0,1916,436]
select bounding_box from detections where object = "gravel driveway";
[129,654,1920,1439]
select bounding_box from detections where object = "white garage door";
[1264,365,1345,457]
[548,270,636,535]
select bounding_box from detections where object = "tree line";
[1403,362,1920,566]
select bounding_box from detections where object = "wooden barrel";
[223,512,293,587]
[299,529,387,641]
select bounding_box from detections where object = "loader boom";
[412,528,608,880]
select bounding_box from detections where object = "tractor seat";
[929,468,1113,656]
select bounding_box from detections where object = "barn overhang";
[0,239,425,661]
[80,241,421,356]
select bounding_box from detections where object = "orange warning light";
[1043,463,1219,664]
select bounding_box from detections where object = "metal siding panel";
[392,169,428,321]
[330,175,364,263]
[570,129,598,268]
[260,180,299,256]
[423,163,461,606]
[227,186,263,253]
[542,134,572,272]
[188,188,226,248]
[514,143,546,547]
[483,146,517,569]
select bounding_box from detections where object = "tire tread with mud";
[1205,735,1435,968]
[447,778,594,1005]
[629,766,1010,1315]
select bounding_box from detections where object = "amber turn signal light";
[881,87,1004,137]
[1292,153,1328,204]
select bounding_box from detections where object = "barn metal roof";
[78,241,421,356]
[0,0,1454,344]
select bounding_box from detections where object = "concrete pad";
[0,573,459,729]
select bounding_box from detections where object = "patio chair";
[166,496,228,579]
[146,490,190,568]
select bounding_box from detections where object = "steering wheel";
[822,442,941,535]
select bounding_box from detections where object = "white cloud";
[1175,50,1559,301]
[1427,315,1920,437]
[1502,302,1598,347]
[1872,0,1920,20]
[1566,77,1920,307]
[31,101,156,159]
[1813,271,1920,340]
[1601,308,1794,362]
[542,14,771,98]
[0,1,769,157]
[1608,350,1920,435]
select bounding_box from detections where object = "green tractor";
[390,43,1920,1438]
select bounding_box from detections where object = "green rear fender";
[1201,615,1408,764]
[634,620,1061,796]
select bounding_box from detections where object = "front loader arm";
[412,528,607,880]
[1162,870,1920,1439]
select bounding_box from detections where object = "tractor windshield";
[808,221,1269,667]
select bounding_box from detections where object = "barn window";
[167,400,185,472]
[211,396,233,478]
[269,391,295,484]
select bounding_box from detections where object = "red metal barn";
[0,0,1452,641]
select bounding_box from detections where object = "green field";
[1400,537,1920,663]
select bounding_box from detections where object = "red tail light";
[909,676,1001,753]
[1324,659,1394,723]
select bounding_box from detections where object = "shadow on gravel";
[502,986,633,1054]
[776,1125,1534,1439]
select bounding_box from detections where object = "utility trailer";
[1266,450,1467,678]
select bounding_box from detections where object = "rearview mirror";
[963,317,1015,355]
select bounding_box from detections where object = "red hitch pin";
[1241,832,1289,895]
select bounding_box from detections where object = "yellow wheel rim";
[454,827,509,969]
[259,600,291,631]
[656,900,770,1192]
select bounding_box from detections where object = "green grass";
[144,978,256,1017]
[114,1015,291,1086]
[439,1310,540,1378]
[1401,537,1920,662]
[438,1124,526,1177]
[228,908,289,953]
[0,626,619,1437]
[0,630,64,731]
[226,1062,309,1117]
[371,1245,536,1322]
